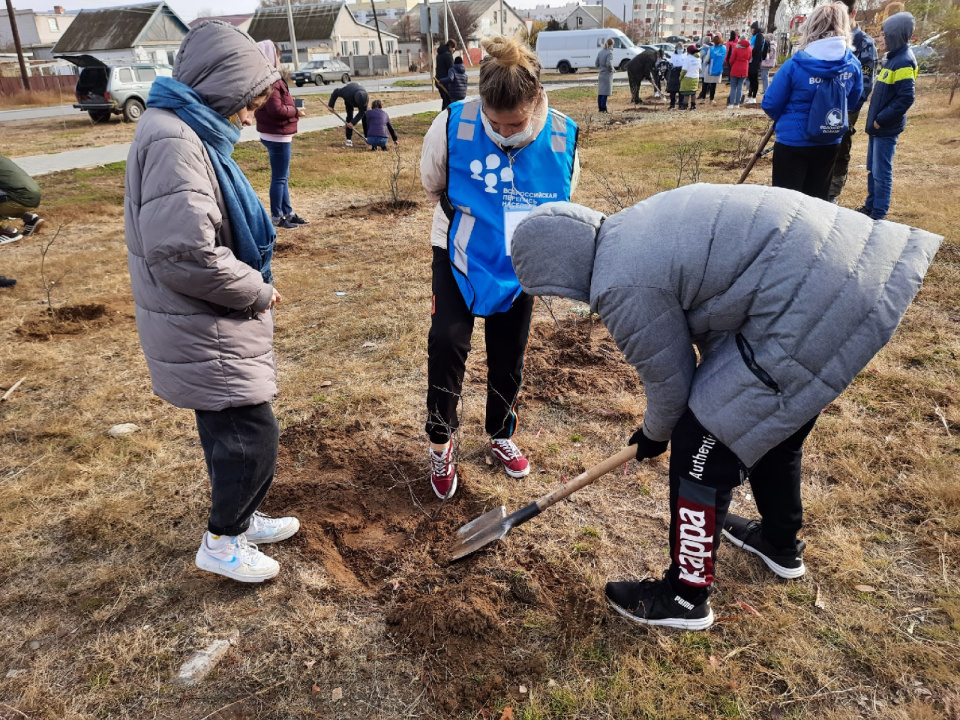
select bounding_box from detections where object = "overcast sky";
[34,0,572,24]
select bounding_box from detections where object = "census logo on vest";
[443,99,577,316]
[470,154,514,194]
[825,108,843,127]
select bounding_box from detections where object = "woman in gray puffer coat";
[125,20,300,584]
[511,184,941,631]
[596,38,614,112]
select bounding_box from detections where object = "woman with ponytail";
[420,35,580,500]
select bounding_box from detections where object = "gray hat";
[511,202,606,303]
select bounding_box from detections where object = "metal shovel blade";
[449,505,508,561]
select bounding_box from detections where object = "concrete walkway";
[13,99,443,177]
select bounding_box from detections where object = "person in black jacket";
[440,55,469,102]
[745,21,766,103]
[435,39,456,109]
[327,82,369,147]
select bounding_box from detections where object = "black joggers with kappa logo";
[666,408,818,600]
[425,247,534,445]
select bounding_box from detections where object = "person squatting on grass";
[828,0,879,203]
[327,82,369,147]
[857,12,918,221]
[596,38,615,113]
[254,40,310,231]
[762,2,862,201]
[510,184,942,630]
[362,100,400,151]
[0,154,45,251]
[125,20,299,584]
[419,35,580,500]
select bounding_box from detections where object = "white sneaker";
[726,104,734,110]
[195,532,279,583]
[243,511,300,544]
[345,139,353,147]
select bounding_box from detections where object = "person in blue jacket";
[828,0,879,202]
[858,11,917,220]
[761,3,862,200]
[440,56,469,103]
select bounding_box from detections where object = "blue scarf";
[147,76,275,283]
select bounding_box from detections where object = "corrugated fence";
[0,75,78,96]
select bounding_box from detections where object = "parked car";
[536,28,641,73]
[662,35,688,44]
[911,32,946,71]
[290,59,352,86]
[57,55,172,123]
[649,42,676,57]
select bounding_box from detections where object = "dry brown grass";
[0,79,957,720]
[0,88,72,110]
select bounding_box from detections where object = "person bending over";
[511,184,940,630]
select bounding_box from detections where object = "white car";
[536,29,641,73]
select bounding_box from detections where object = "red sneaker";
[490,438,531,478]
[430,444,458,499]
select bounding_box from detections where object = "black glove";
[629,427,669,460]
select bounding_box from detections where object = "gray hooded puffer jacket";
[512,184,942,467]
[125,21,281,411]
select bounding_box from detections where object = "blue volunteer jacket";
[708,44,726,76]
[442,99,577,316]
[852,27,879,112]
[761,48,862,146]
[865,44,917,137]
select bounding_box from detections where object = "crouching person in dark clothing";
[0,155,44,245]
[511,184,941,630]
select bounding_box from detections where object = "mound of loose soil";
[330,200,420,219]
[269,406,607,714]
[16,303,111,340]
[524,321,641,401]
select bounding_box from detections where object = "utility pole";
[371,0,385,54]
[285,0,300,71]
[5,0,31,91]
[443,0,449,41]
[700,0,707,40]
[499,0,504,34]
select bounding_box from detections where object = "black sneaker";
[605,575,714,630]
[21,213,44,236]
[855,206,872,217]
[0,226,22,245]
[285,213,309,226]
[722,513,806,579]
[275,216,299,230]
[0,275,17,288]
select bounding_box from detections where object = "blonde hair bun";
[478,35,542,111]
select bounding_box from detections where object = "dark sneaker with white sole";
[22,212,44,236]
[605,575,714,630]
[722,513,806,579]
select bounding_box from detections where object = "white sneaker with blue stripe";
[195,532,280,583]
[243,511,300,544]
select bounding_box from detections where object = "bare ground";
[0,79,958,720]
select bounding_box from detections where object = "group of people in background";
[763,0,917,220]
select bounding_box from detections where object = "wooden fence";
[0,75,77,96]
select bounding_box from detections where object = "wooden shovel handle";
[534,445,638,513]
[737,122,775,185]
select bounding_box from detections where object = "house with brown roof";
[51,1,188,66]
[188,14,253,34]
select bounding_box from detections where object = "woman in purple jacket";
[255,41,309,230]
[362,99,400,151]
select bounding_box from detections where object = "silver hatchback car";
[57,54,173,123]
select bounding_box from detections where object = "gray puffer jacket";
[512,184,942,467]
[125,20,280,411]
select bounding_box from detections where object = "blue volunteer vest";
[443,99,577,316]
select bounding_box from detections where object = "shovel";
[449,445,638,561]
[737,121,775,184]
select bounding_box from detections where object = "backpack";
[806,75,849,142]
[761,40,770,60]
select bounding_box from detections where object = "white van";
[536,29,641,74]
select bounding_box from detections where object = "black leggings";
[666,409,817,597]
[698,82,717,101]
[425,247,534,444]
[772,142,842,201]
